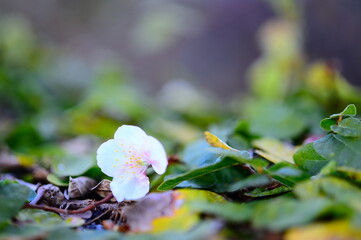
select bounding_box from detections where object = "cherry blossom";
[96,125,168,202]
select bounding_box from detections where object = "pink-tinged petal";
[145,136,168,174]
[114,125,147,146]
[97,139,149,177]
[110,174,150,202]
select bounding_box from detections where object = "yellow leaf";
[253,138,297,164]
[285,220,361,240]
[204,131,237,151]
[150,189,224,233]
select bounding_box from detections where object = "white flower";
[96,125,168,202]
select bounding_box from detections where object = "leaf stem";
[337,115,343,124]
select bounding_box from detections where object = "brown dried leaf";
[31,184,65,207]
[68,176,97,199]
[92,179,116,202]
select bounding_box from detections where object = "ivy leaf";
[226,174,271,192]
[295,177,361,207]
[320,104,357,131]
[329,104,357,118]
[315,134,361,170]
[157,158,239,191]
[0,180,31,226]
[176,166,251,193]
[295,132,361,175]
[266,162,310,187]
[190,201,254,222]
[204,131,237,151]
[244,185,292,197]
[330,117,361,137]
[252,197,334,230]
[320,118,338,132]
[16,209,84,228]
[293,142,328,175]
[158,137,252,191]
[46,174,69,187]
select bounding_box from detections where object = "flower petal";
[97,139,125,177]
[114,125,147,146]
[146,136,168,174]
[110,174,150,202]
[97,138,149,177]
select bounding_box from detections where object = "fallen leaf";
[68,176,97,199]
[285,220,361,240]
[253,138,297,164]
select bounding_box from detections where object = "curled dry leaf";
[68,176,97,199]
[92,179,116,202]
[31,184,65,207]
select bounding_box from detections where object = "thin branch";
[84,209,111,225]
[24,193,114,214]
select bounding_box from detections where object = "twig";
[24,193,114,214]
[84,209,111,225]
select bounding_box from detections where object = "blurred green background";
[2,2,361,238]
[1,0,361,171]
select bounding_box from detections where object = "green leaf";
[319,161,337,176]
[181,140,221,168]
[295,177,361,211]
[253,197,333,230]
[294,142,328,175]
[46,174,69,186]
[330,104,357,118]
[320,118,337,131]
[266,162,310,187]
[331,117,361,137]
[16,209,65,227]
[157,158,239,191]
[158,138,252,191]
[52,153,95,177]
[226,175,271,192]
[0,181,31,225]
[320,104,357,131]
[245,185,292,197]
[190,201,254,222]
[17,209,84,228]
[207,148,252,161]
[244,100,307,139]
[176,167,251,193]
[315,134,361,170]
[296,134,361,175]
[317,178,361,211]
